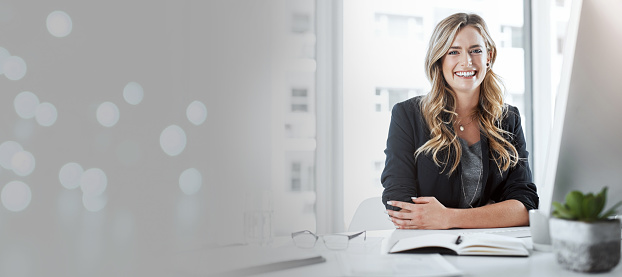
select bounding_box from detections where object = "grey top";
[458,137,483,208]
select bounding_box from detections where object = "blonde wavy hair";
[415,13,519,175]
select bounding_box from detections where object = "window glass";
[273,0,317,235]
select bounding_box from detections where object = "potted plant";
[549,187,622,272]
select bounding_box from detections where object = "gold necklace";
[456,115,476,132]
[460,162,482,208]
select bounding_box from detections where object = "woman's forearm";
[447,199,529,229]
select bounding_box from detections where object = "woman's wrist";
[445,208,461,229]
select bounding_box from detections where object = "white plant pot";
[549,218,621,272]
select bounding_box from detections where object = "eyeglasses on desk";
[291,230,366,250]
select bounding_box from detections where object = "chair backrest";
[348,196,395,232]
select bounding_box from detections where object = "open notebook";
[389,233,529,257]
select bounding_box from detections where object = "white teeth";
[455,71,475,77]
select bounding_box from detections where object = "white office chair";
[348,196,395,232]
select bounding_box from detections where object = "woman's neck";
[455,91,479,116]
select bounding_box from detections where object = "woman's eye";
[471,49,483,54]
[448,51,458,55]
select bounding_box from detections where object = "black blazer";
[381,96,539,211]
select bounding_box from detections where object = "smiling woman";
[441,26,489,144]
[441,27,488,98]
[381,13,538,230]
[341,1,534,231]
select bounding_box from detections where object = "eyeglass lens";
[292,232,317,248]
[322,235,349,250]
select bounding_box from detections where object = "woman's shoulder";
[504,104,521,117]
[503,104,522,120]
[393,95,424,113]
[501,103,523,130]
[390,96,427,133]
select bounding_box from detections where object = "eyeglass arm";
[291,230,318,239]
[346,230,366,241]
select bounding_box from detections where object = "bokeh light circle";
[10,151,35,176]
[0,46,10,75]
[35,102,57,126]
[96,102,120,127]
[3,55,27,80]
[59,162,83,189]
[1,181,31,212]
[14,91,39,119]
[179,168,202,195]
[82,194,107,212]
[80,168,107,196]
[46,11,72,38]
[123,81,144,105]
[160,125,186,156]
[186,101,207,126]
[0,141,23,170]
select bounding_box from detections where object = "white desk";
[234,228,622,277]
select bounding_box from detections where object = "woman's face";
[441,26,490,96]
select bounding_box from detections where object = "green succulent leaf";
[597,187,608,200]
[600,201,622,219]
[594,190,606,218]
[565,191,584,219]
[582,194,597,221]
[552,201,575,219]
[552,210,561,218]
[552,186,621,221]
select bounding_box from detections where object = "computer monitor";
[540,0,622,215]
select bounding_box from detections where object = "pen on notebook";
[455,235,462,245]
